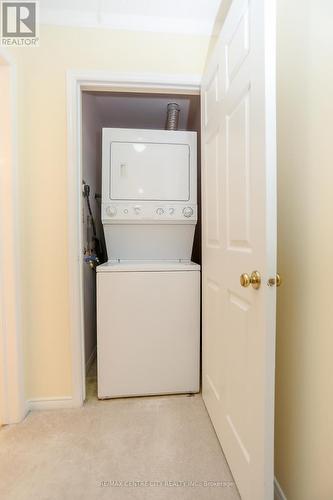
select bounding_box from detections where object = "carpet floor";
[0,360,240,500]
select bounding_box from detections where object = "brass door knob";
[240,271,261,290]
[267,273,281,287]
[240,273,250,287]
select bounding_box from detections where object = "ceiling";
[39,0,221,35]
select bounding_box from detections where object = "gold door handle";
[267,273,281,287]
[240,273,251,287]
[240,271,261,290]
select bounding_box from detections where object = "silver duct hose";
[166,103,180,130]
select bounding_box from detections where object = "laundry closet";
[81,91,201,399]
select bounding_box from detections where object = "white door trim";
[67,70,201,406]
[0,48,26,424]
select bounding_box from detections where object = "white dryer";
[97,128,200,398]
[101,128,197,260]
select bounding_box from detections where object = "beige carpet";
[0,360,240,500]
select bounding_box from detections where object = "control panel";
[102,203,197,222]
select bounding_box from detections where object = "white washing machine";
[97,128,200,398]
[97,260,200,398]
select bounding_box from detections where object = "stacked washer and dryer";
[97,127,200,399]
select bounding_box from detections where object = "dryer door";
[110,141,190,201]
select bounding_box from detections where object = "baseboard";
[85,346,97,375]
[28,396,79,410]
[274,477,287,500]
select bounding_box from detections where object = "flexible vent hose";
[166,103,180,130]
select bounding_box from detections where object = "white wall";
[81,91,201,375]
[89,91,202,263]
[7,24,209,399]
[275,1,333,498]
[93,92,199,131]
[82,94,104,371]
[0,54,25,423]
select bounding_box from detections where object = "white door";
[201,0,276,499]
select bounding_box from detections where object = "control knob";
[106,206,117,217]
[182,206,194,218]
[156,208,164,215]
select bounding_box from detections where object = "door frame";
[0,48,26,424]
[66,70,201,406]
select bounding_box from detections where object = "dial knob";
[156,208,164,215]
[169,208,175,215]
[106,206,117,217]
[182,206,194,218]
[134,206,141,214]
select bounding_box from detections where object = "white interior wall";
[94,92,199,131]
[81,91,201,375]
[0,56,25,423]
[81,95,104,371]
[275,1,333,497]
[93,91,202,263]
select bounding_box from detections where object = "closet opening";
[81,90,201,401]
